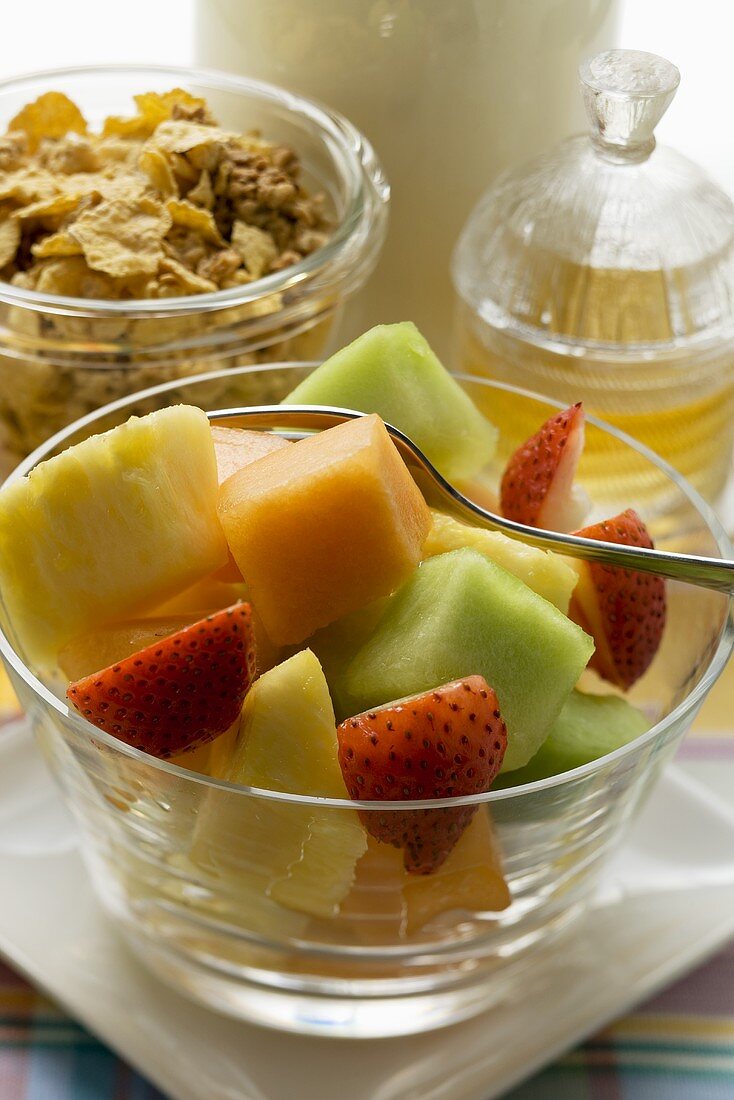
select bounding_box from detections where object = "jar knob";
[579,49,680,164]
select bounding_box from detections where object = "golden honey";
[456,284,734,512]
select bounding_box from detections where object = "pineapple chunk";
[217,414,431,645]
[423,510,577,612]
[192,649,366,918]
[171,719,241,777]
[0,405,228,668]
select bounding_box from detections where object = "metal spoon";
[208,405,734,595]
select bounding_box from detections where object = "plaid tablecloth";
[1,671,733,1100]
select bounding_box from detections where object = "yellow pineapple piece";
[338,837,407,943]
[170,719,241,777]
[0,405,228,669]
[217,414,431,645]
[422,509,577,612]
[192,649,366,918]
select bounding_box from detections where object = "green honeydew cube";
[282,322,497,480]
[494,690,651,787]
[344,549,595,771]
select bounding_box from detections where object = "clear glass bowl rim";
[0,63,385,317]
[1,362,731,809]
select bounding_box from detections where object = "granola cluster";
[0,88,332,299]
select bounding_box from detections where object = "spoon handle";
[208,405,734,596]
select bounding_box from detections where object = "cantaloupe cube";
[151,578,282,674]
[58,615,195,680]
[339,809,510,939]
[402,808,510,933]
[211,426,290,485]
[211,427,291,582]
[217,414,431,645]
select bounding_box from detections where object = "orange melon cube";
[402,809,510,934]
[58,615,195,680]
[339,809,510,940]
[211,426,290,486]
[211,428,291,582]
[217,414,431,645]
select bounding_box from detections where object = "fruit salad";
[0,322,667,933]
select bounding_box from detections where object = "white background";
[0,0,732,190]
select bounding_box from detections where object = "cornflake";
[187,169,214,209]
[167,198,224,245]
[0,169,58,206]
[31,230,82,258]
[12,192,86,223]
[0,218,20,267]
[138,148,176,196]
[9,92,86,152]
[69,198,171,278]
[157,256,218,296]
[102,89,210,140]
[232,221,278,280]
[147,120,230,156]
[34,255,117,298]
[40,132,99,175]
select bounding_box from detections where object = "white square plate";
[1,720,734,1100]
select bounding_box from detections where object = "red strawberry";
[500,402,588,531]
[67,603,256,758]
[569,510,666,689]
[337,676,507,875]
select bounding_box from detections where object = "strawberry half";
[500,402,589,531]
[337,676,507,875]
[67,603,256,758]
[569,510,666,689]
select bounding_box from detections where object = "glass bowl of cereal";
[0,65,388,475]
[0,323,730,1039]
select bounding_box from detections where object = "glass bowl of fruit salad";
[0,324,730,1039]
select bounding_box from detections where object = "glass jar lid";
[452,49,734,349]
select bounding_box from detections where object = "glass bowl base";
[116,905,584,1038]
